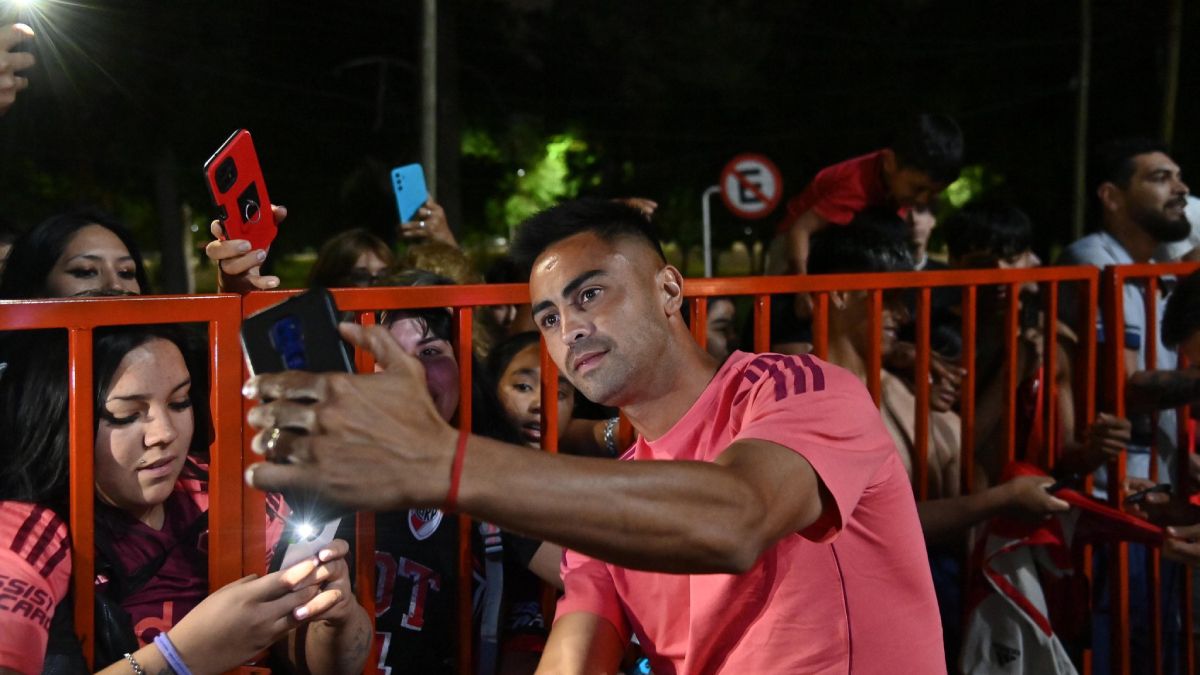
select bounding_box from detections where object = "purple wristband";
[153,633,193,675]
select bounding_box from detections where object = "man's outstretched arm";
[1126,363,1200,414]
[244,324,833,575]
[536,613,625,675]
[454,435,832,573]
[1091,348,1200,415]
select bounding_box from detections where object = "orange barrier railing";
[242,283,530,675]
[1102,262,1200,675]
[250,268,1103,673]
[0,294,245,670]
[14,263,1200,674]
[686,267,1100,502]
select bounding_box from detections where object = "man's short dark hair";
[892,113,965,184]
[944,200,1033,261]
[1163,269,1200,348]
[808,215,914,276]
[1092,137,1170,190]
[510,198,666,273]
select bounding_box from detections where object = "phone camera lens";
[215,158,238,193]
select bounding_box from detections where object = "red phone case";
[204,129,277,251]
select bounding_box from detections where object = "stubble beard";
[564,335,626,406]
[572,354,633,407]
[1134,203,1191,243]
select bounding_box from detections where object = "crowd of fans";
[4,19,1200,675]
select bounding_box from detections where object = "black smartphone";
[242,288,354,550]
[241,288,354,376]
[1124,483,1172,506]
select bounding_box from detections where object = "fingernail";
[267,278,279,288]
[242,381,257,397]
[293,606,309,620]
[244,466,257,486]
[256,250,267,261]
[237,241,251,252]
[1168,527,1179,536]
[318,549,333,562]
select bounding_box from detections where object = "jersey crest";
[407,508,443,541]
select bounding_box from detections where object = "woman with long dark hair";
[0,325,370,675]
[0,209,151,298]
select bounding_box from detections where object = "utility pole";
[1162,0,1183,147]
[1071,0,1092,240]
[421,0,438,196]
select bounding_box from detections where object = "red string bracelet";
[445,427,470,512]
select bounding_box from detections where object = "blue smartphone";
[391,163,429,224]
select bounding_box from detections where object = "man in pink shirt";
[244,199,946,673]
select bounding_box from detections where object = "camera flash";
[296,521,318,541]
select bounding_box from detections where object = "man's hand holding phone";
[206,204,285,294]
[0,23,34,116]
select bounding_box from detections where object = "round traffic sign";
[719,153,782,219]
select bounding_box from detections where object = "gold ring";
[264,427,283,453]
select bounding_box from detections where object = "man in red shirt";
[771,113,964,275]
[245,199,946,673]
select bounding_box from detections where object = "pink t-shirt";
[0,502,70,675]
[556,352,944,674]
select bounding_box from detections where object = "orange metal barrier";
[15,263,1200,674]
[0,294,244,670]
[1102,261,1200,675]
[684,268,1100,521]
[242,283,529,675]
[243,268,1101,673]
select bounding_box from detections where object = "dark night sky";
[0,0,1195,264]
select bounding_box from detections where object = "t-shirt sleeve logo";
[738,354,827,403]
[8,506,68,580]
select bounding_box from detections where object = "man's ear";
[658,265,685,315]
[1097,182,1123,214]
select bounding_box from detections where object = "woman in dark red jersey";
[0,325,369,675]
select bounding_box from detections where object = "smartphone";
[1124,483,1172,505]
[270,517,342,573]
[391,163,429,224]
[242,288,355,530]
[204,129,278,251]
[241,288,354,376]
